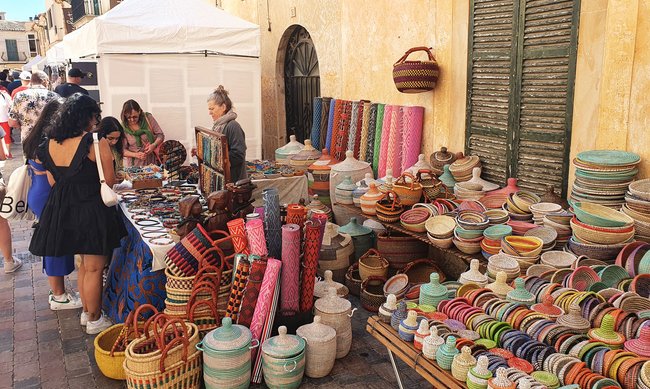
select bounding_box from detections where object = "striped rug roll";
[280,224,301,314]
[371,103,385,174]
[326,99,339,152]
[387,106,404,176]
[251,272,281,384]
[402,105,425,171]
[245,219,267,257]
[225,255,250,320]
[378,105,393,177]
[249,258,281,362]
[310,97,323,149]
[320,97,332,150]
[347,101,360,155]
[354,101,367,159]
[300,220,322,313]
[227,218,250,255]
[368,103,381,168]
[333,100,351,161]
[236,258,267,327]
[359,101,372,161]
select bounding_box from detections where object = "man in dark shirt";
[6,72,21,94]
[54,68,89,97]
[0,72,9,90]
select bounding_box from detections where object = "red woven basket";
[393,46,440,93]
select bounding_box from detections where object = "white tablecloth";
[251,175,309,206]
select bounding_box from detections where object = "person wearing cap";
[10,71,31,98]
[7,71,21,95]
[8,70,59,142]
[54,68,89,98]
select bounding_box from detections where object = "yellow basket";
[94,324,128,380]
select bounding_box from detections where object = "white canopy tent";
[62,0,262,160]
[23,55,46,71]
[45,41,66,66]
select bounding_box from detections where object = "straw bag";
[377,230,429,270]
[375,190,405,223]
[398,259,446,284]
[186,285,220,338]
[94,304,159,380]
[360,276,387,312]
[393,172,423,206]
[164,225,224,277]
[344,263,363,297]
[358,248,389,281]
[393,46,440,93]
[416,169,442,201]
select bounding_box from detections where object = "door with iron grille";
[284,26,320,143]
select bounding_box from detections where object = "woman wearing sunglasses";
[120,99,165,167]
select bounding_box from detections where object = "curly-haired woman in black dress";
[29,93,127,334]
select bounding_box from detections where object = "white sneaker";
[80,311,89,326]
[50,292,83,311]
[4,258,23,274]
[86,314,113,335]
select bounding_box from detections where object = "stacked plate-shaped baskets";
[449,155,481,182]
[625,178,650,242]
[570,150,641,209]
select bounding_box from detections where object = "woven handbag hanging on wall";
[392,46,440,93]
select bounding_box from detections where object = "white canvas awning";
[63,0,260,59]
[22,55,46,71]
[45,41,66,65]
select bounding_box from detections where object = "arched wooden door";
[284,26,320,143]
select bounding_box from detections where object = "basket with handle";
[186,286,220,338]
[392,46,440,93]
[398,259,446,284]
[358,248,389,281]
[416,169,442,201]
[345,263,363,297]
[375,190,405,223]
[360,276,387,312]
[392,172,423,206]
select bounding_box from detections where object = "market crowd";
[1,67,247,335]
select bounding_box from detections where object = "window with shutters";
[465,0,580,197]
[5,40,18,62]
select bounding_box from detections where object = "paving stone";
[67,374,95,388]
[13,361,40,382]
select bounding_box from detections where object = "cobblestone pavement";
[0,142,429,389]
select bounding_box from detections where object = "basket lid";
[203,317,252,351]
[314,287,352,314]
[296,316,336,343]
[460,259,488,285]
[262,326,305,359]
[338,217,372,237]
[314,270,349,299]
[290,140,322,162]
[331,150,371,173]
[420,273,448,298]
[275,135,303,158]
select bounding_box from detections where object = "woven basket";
[358,248,389,281]
[393,46,440,93]
[416,169,442,201]
[376,190,405,223]
[345,263,363,297]
[361,276,387,312]
[398,259,446,284]
[393,172,423,206]
[377,231,429,270]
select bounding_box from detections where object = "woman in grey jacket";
[207,85,247,182]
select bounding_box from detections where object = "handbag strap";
[394,46,435,66]
[92,133,108,185]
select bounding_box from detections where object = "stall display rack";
[195,126,230,195]
[366,316,465,389]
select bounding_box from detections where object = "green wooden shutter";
[512,0,580,197]
[466,0,580,197]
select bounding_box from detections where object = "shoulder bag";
[0,163,35,221]
[92,133,119,207]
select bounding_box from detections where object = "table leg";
[387,347,405,389]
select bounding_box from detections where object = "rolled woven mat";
[311,212,328,246]
[401,105,425,171]
[326,99,340,152]
[251,272,281,384]
[378,104,394,177]
[368,103,381,168]
[285,204,307,230]
[249,258,282,361]
[225,255,250,320]
[320,97,332,150]
[300,220,322,312]
[359,101,372,161]
[347,101,360,155]
[310,97,323,149]
[263,187,282,259]
[354,101,367,159]
[254,206,265,221]
[245,219,267,257]
[227,218,250,255]
[236,257,267,327]
[281,224,301,314]
[333,100,352,161]
[386,105,403,176]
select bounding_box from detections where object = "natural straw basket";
[416,169,442,201]
[358,248,389,281]
[393,172,424,206]
[360,276,387,312]
[345,263,363,297]
[295,316,337,378]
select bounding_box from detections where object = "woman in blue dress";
[23,99,83,311]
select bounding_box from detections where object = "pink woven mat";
[401,105,425,171]
[245,219,267,257]
[378,105,394,177]
[386,105,404,176]
[249,258,282,362]
[280,224,301,314]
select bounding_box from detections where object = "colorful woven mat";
[319,97,331,151]
[359,101,371,161]
[281,224,301,314]
[368,103,381,169]
[386,105,403,176]
[227,218,250,255]
[310,97,323,149]
[225,256,250,320]
[378,104,393,177]
[347,101,360,155]
[300,220,322,313]
[263,188,282,259]
[354,101,367,159]
[326,99,341,152]
[250,258,282,361]
[236,258,267,327]
[251,270,281,384]
[245,219,267,257]
[402,105,424,171]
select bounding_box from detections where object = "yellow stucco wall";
[222,0,649,182]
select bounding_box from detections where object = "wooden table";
[366,316,466,389]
